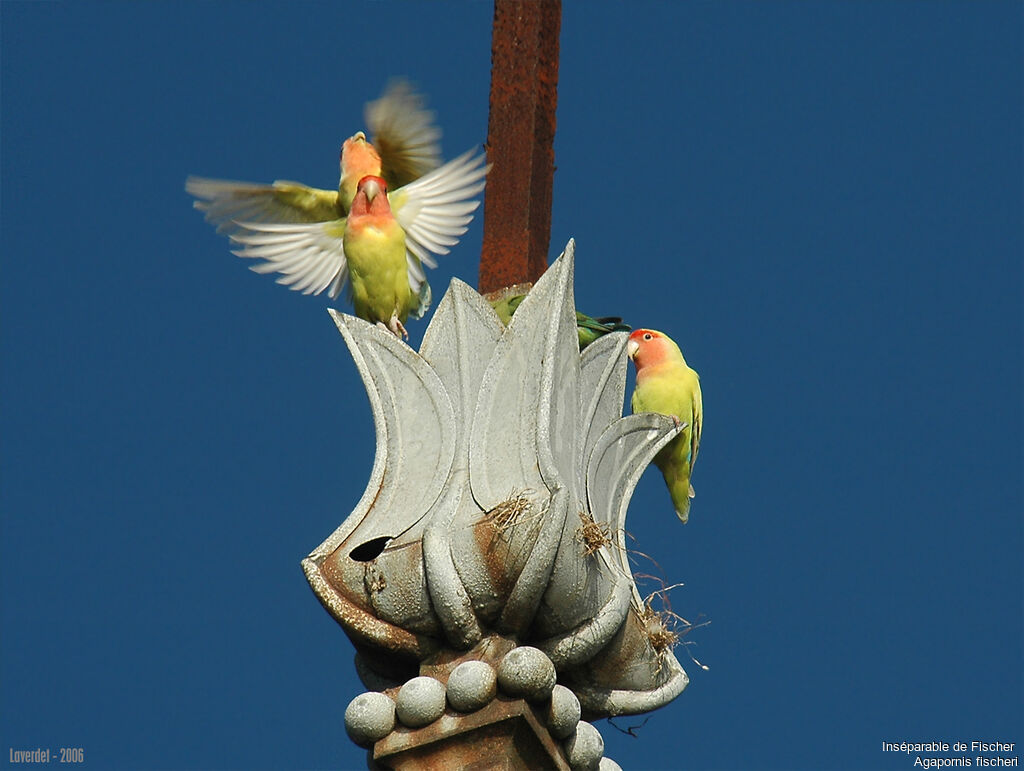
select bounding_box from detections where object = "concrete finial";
[305,241,690,719]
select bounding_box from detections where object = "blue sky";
[1,2,1020,769]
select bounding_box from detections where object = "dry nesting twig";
[640,601,680,652]
[640,582,711,671]
[576,510,612,556]
[484,489,537,534]
[622,530,668,576]
[608,715,651,739]
[620,533,711,670]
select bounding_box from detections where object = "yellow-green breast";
[343,216,410,325]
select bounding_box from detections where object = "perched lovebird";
[627,329,703,523]
[489,288,631,350]
[185,81,488,336]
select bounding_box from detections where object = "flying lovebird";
[190,79,441,223]
[339,79,443,213]
[488,287,631,350]
[627,329,703,523]
[185,80,489,336]
[340,175,419,337]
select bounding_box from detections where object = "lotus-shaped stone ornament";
[303,239,689,717]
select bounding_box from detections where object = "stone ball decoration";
[546,684,582,739]
[497,646,557,702]
[598,757,624,771]
[347,640,624,769]
[564,721,606,771]
[344,691,396,747]
[394,676,446,728]
[305,239,692,755]
[446,660,497,712]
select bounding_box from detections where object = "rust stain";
[474,516,517,600]
[306,552,439,661]
[418,635,517,684]
[567,606,665,694]
[474,493,540,600]
[374,694,570,771]
[365,564,387,595]
[479,0,562,295]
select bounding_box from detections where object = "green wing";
[576,312,630,349]
[186,177,340,236]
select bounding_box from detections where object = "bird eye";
[643,333,653,340]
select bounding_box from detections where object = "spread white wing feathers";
[391,148,490,271]
[230,220,350,298]
[226,148,489,303]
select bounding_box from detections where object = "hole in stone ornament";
[349,536,393,562]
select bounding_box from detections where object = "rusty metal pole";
[478,0,562,295]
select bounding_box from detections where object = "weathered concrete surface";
[374,695,571,771]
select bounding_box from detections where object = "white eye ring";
[643,333,653,340]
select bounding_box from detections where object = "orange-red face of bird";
[350,175,391,218]
[340,131,382,179]
[627,329,677,371]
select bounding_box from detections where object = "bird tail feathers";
[410,280,432,320]
[674,497,691,524]
[592,315,632,333]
